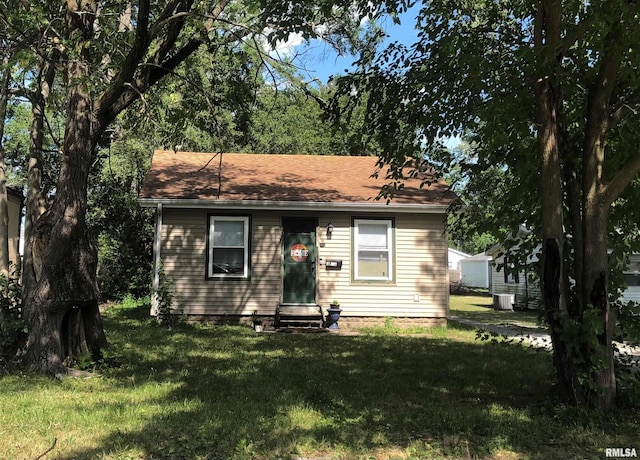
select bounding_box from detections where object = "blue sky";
[284,5,422,84]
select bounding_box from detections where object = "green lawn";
[0,297,638,459]
[449,295,544,331]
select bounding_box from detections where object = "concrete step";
[276,304,324,328]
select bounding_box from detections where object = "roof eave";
[138,198,450,214]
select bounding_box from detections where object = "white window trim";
[207,215,250,279]
[353,218,393,281]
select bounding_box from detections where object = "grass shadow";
[48,306,637,459]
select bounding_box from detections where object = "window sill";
[351,280,396,285]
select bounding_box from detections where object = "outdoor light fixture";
[326,222,334,239]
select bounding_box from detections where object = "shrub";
[0,271,25,357]
[156,263,182,326]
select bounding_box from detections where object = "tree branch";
[95,0,151,128]
[559,5,601,56]
[148,0,189,39]
[98,0,236,127]
[602,152,640,206]
[583,16,625,205]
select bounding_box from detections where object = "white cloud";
[274,32,305,56]
[261,29,305,58]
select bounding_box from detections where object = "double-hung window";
[207,215,250,279]
[353,218,393,281]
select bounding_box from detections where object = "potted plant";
[251,310,263,333]
[326,300,342,329]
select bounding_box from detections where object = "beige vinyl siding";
[161,209,282,316]
[159,208,448,319]
[317,213,448,318]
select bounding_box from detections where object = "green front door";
[283,219,316,304]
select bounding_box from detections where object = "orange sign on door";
[290,243,309,262]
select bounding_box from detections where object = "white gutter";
[138,198,450,214]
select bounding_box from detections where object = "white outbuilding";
[460,252,492,289]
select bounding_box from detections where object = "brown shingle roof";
[139,150,457,207]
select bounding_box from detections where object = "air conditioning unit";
[493,294,515,311]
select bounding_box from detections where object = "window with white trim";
[207,215,250,279]
[353,218,393,281]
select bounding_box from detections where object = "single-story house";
[138,150,458,327]
[490,242,640,309]
[460,252,492,289]
[490,249,540,309]
[483,226,541,309]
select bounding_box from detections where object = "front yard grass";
[0,296,638,459]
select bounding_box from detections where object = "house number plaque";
[290,243,309,262]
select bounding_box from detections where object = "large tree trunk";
[0,56,12,335]
[22,58,55,317]
[534,0,623,412]
[580,43,622,410]
[23,36,107,373]
[534,0,580,404]
[0,58,11,279]
[582,206,616,412]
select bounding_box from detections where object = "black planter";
[325,307,342,329]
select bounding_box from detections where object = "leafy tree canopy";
[333,0,640,411]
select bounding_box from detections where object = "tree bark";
[0,55,12,335]
[24,1,107,373]
[0,57,11,280]
[22,58,55,323]
[577,15,626,412]
[21,0,234,373]
[583,205,616,412]
[534,0,581,403]
[533,0,632,412]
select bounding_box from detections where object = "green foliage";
[3,0,391,303]
[257,0,407,50]
[247,87,331,154]
[2,98,61,193]
[3,0,384,273]
[616,350,640,408]
[330,0,640,409]
[0,272,25,355]
[331,0,640,256]
[88,169,154,301]
[110,45,262,154]
[615,301,640,344]
[155,262,179,327]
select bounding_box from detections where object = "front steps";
[275,304,324,328]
